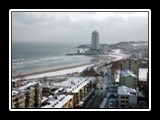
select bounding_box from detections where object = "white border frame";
[9,9,151,111]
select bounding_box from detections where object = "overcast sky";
[12,11,148,44]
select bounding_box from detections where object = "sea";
[12,41,96,77]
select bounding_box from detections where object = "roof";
[118,86,137,96]
[18,81,37,90]
[41,96,49,103]
[139,68,148,81]
[121,69,137,78]
[12,90,19,96]
[12,78,21,82]
[127,58,138,61]
[65,80,89,93]
[41,94,73,108]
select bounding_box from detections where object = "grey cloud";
[12,12,148,44]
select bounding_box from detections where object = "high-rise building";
[91,30,99,50]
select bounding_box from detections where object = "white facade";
[139,68,148,81]
[118,86,137,108]
[91,30,99,50]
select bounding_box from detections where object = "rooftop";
[139,68,148,81]
[18,81,38,90]
[64,78,90,93]
[12,90,19,96]
[41,96,49,103]
[12,78,21,82]
[41,94,73,108]
[118,86,137,96]
[127,58,138,61]
[121,69,137,78]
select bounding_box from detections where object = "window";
[126,96,129,99]
[121,100,125,103]
[129,61,131,63]
[121,104,125,107]
[129,63,131,66]
[128,66,131,69]
[126,101,129,103]
[123,61,125,63]
[135,61,137,63]
[121,96,125,99]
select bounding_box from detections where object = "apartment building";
[138,68,148,87]
[12,78,21,88]
[120,69,138,88]
[118,86,137,108]
[12,81,43,108]
[121,58,139,77]
[12,90,25,108]
[41,94,74,108]
[64,80,90,107]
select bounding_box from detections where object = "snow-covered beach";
[15,62,95,80]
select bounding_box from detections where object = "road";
[87,76,108,108]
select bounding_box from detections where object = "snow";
[115,70,120,82]
[108,54,130,62]
[18,81,37,90]
[12,78,21,82]
[133,43,148,46]
[118,86,137,95]
[65,79,89,93]
[121,69,137,78]
[24,64,94,80]
[53,77,87,88]
[41,96,48,103]
[110,49,122,54]
[41,94,73,108]
[12,90,19,96]
[139,68,148,81]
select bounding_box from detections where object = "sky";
[12,11,148,44]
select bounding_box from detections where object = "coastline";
[13,62,97,79]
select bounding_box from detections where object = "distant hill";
[77,41,148,50]
[76,41,148,60]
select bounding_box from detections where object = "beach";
[13,62,96,79]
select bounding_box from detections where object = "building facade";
[138,68,148,87]
[121,58,139,77]
[91,30,99,50]
[120,69,138,88]
[41,94,74,108]
[118,86,137,108]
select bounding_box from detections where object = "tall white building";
[91,30,99,50]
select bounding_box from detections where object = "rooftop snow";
[139,68,148,81]
[118,86,137,96]
[12,90,19,96]
[64,77,91,93]
[41,94,73,108]
[41,96,48,103]
[12,78,21,82]
[18,81,37,90]
[121,69,137,78]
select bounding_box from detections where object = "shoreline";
[13,62,97,78]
